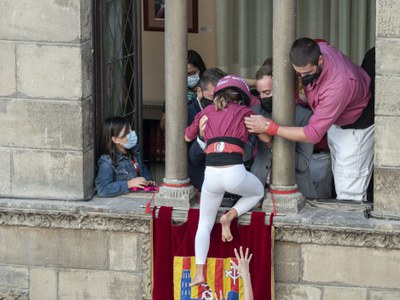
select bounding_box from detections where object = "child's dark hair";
[101,116,132,165]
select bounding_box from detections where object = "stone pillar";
[154,0,196,208]
[263,0,305,214]
[0,0,94,200]
[373,0,400,218]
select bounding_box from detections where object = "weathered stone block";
[302,245,400,288]
[0,226,107,269]
[0,150,11,197]
[109,232,140,271]
[0,0,82,42]
[275,283,322,300]
[12,149,94,200]
[375,116,400,167]
[82,98,94,151]
[59,269,141,300]
[374,167,400,214]
[274,242,301,283]
[375,76,400,116]
[0,43,16,96]
[323,286,367,300]
[81,35,93,100]
[83,148,95,198]
[0,265,28,288]
[30,268,57,300]
[370,290,400,300]
[376,40,400,77]
[17,44,84,100]
[0,99,87,150]
[0,288,28,300]
[81,0,92,42]
[377,0,400,37]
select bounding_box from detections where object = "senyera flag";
[174,256,243,300]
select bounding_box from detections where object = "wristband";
[264,119,280,136]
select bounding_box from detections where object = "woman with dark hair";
[160,50,207,130]
[95,116,154,197]
[187,49,206,102]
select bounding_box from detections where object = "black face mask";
[301,65,322,86]
[260,96,273,113]
[200,96,213,109]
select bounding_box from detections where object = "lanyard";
[132,159,139,175]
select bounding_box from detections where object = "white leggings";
[195,164,264,264]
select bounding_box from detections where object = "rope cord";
[269,188,298,216]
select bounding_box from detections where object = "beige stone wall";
[1,216,400,300]
[0,0,94,200]
[274,242,400,300]
[0,225,151,300]
[375,0,400,215]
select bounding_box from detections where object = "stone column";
[372,0,400,218]
[154,0,196,208]
[263,0,305,214]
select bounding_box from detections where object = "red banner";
[152,207,274,300]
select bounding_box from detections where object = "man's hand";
[199,115,208,137]
[258,133,272,144]
[245,115,280,136]
[245,115,268,134]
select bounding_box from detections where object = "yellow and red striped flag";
[173,256,244,300]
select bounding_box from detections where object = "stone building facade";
[0,0,400,299]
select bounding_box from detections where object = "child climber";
[184,75,265,286]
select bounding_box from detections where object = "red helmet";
[213,75,251,106]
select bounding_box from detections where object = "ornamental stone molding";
[1,199,400,251]
[140,233,152,300]
[0,209,150,234]
[0,288,28,300]
[274,225,400,250]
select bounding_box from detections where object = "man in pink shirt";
[245,37,374,202]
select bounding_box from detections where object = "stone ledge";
[0,194,152,233]
[0,196,399,249]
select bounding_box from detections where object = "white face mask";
[187,73,200,88]
[122,131,137,149]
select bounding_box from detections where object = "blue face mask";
[122,131,137,149]
[187,73,200,88]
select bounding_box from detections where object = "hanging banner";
[152,207,274,300]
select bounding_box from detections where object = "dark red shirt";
[185,103,253,144]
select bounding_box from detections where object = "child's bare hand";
[127,177,148,189]
[199,115,208,137]
[258,133,271,143]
